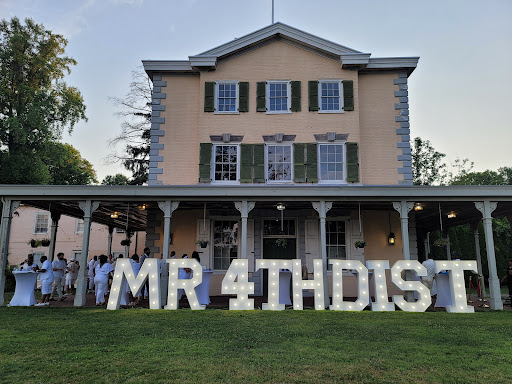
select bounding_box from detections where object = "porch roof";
[1,184,512,233]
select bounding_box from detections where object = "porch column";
[392,201,414,260]
[107,225,114,256]
[48,211,61,262]
[123,231,132,258]
[0,199,20,306]
[312,201,332,308]
[235,201,256,261]
[74,200,99,307]
[445,233,451,260]
[470,222,486,298]
[423,236,430,259]
[475,201,502,310]
[158,201,179,306]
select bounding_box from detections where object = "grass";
[0,306,511,383]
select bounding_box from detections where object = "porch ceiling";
[2,184,512,234]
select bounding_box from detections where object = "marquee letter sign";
[107,258,478,313]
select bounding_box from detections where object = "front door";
[262,219,296,296]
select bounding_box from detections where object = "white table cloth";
[195,270,213,305]
[435,273,452,307]
[279,270,292,305]
[9,271,37,307]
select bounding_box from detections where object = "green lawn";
[1,307,511,384]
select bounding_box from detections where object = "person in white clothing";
[421,254,437,307]
[88,256,97,292]
[129,254,141,305]
[52,252,67,301]
[21,254,38,271]
[65,258,79,294]
[36,256,54,306]
[94,254,114,305]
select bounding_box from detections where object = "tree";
[109,67,151,185]
[411,137,448,185]
[44,143,97,185]
[101,173,129,185]
[0,17,87,184]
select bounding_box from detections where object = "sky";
[1,0,511,182]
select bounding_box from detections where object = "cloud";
[109,0,144,5]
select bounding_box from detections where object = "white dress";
[94,263,114,304]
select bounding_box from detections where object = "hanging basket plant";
[433,238,450,247]
[275,238,288,248]
[354,240,368,249]
[196,240,209,248]
[28,239,41,248]
[120,239,131,246]
[40,239,51,247]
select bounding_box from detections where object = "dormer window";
[215,81,239,114]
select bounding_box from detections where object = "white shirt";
[88,259,96,276]
[67,261,79,279]
[52,259,67,278]
[422,259,436,279]
[94,263,114,281]
[21,262,37,271]
[40,260,54,281]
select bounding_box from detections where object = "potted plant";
[196,240,210,248]
[28,239,41,248]
[120,239,131,246]
[354,240,368,249]
[40,238,51,247]
[275,238,288,248]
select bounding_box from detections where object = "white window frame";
[325,217,352,272]
[33,212,49,234]
[75,219,84,234]
[211,217,240,271]
[265,143,294,184]
[214,80,239,114]
[211,143,240,184]
[317,142,347,184]
[266,80,291,114]
[318,79,344,113]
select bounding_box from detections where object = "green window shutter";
[240,144,253,183]
[346,142,359,182]
[204,82,215,112]
[199,143,213,182]
[343,80,354,111]
[253,144,265,183]
[256,82,266,112]
[306,143,318,183]
[308,80,319,111]
[291,81,301,112]
[239,82,249,112]
[293,143,306,182]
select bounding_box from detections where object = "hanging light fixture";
[387,211,395,245]
[110,211,118,219]
[447,211,457,219]
[276,203,285,231]
[413,202,423,211]
[138,203,146,210]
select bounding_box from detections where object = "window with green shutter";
[308,80,319,111]
[291,81,301,112]
[306,143,318,183]
[253,144,265,183]
[204,82,215,112]
[346,142,359,182]
[256,82,266,112]
[240,144,253,183]
[343,80,354,111]
[293,143,306,182]
[199,143,213,182]
[239,82,249,112]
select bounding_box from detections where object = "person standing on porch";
[94,254,114,306]
[139,247,151,299]
[88,256,97,293]
[35,256,53,306]
[52,252,67,301]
